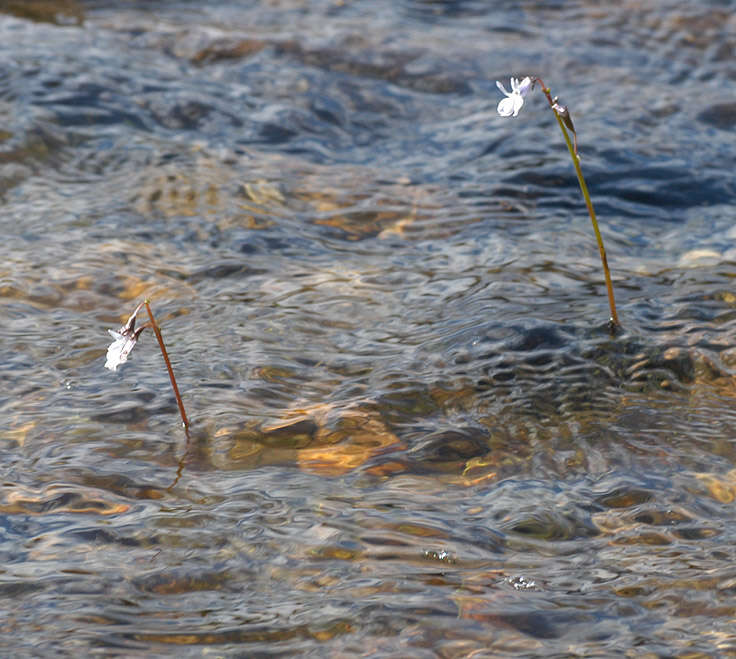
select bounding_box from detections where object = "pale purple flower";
[496,76,533,117]
[105,303,146,371]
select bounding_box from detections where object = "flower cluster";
[496,76,533,117]
[105,302,146,371]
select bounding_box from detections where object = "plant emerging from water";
[497,76,620,331]
[105,300,190,429]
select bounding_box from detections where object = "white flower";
[105,303,146,371]
[496,76,533,117]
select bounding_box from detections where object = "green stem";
[144,300,190,429]
[536,80,620,330]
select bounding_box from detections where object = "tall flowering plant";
[497,76,620,330]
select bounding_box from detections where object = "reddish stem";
[144,301,190,429]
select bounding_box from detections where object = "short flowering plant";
[104,300,189,429]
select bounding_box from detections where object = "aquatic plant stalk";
[496,76,620,330]
[538,80,619,329]
[144,301,190,429]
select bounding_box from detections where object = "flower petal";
[105,333,131,371]
[511,94,525,116]
[496,80,510,96]
[105,328,140,371]
[497,96,517,117]
[517,76,532,97]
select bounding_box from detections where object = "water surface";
[2,0,736,655]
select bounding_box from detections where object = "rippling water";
[2,0,736,655]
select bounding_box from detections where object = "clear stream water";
[2,0,736,655]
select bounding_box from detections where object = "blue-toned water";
[2,1,736,655]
